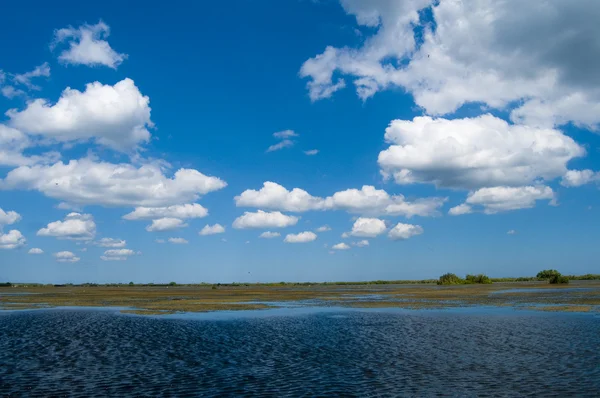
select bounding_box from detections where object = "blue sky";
[1,0,599,283]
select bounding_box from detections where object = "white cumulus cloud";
[0,158,227,207]
[54,251,80,263]
[561,169,600,187]
[352,240,369,247]
[168,237,188,244]
[388,223,424,241]
[13,63,51,90]
[462,186,556,214]
[95,238,126,248]
[0,230,26,249]
[7,79,152,151]
[123,203,208,220]
[233,211,299,229]
[259,231,280,239]
[0,207,21,226]
[37,213,96,240]
[284,231,317,243]
[28,247,44,254]
[52,21,127,69]
[350,217,387,238]
[100,248,136,261]
[332,242,350,250]
[448,204,472,216]
[315,225,331,232]
[378,115,585,190]
[146,218,187,232]
[199,224,225,236]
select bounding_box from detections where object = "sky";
[0,0,599,284]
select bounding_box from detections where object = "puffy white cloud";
[507,230,517,235]
[13,63,50,90]
[352,240,369,247]
[199,224,225,236]
[233,211,299,229]
[0,207,21,226]
[463,186,556,214]
[52,21,127,69]
[284,231,317,243]
[0,158,227,207]
[561,170,600,187]
[28,247,44,254]
[448,204,472,216]
[100,248,135,261]
[236,182,445,217]
[259,231,280,239]
[273,130,298,139]
[315,225,331,232]
[0,230,26,249]
[267,139,294,152]
[37,213,96,240]
[302,1,600,129]
[332,242,350,250]
[95,238,126,248]
[388,223,424,240]
[146,218,187,232]
[54,251,80,263]
[123,203,208,220]
[7,79,152,151]
[350,217,387,238]
[378,115,585,190]
[168,237,188,244]
[304,149,319,156]
[0,124,60,167]
[236,182,326,212]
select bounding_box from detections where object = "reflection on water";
[0,308,598,397]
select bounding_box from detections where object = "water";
[0,308,598,397]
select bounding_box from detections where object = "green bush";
[549,274,569,284]
[129,281,134,286]
[437,273,464,285]
[536,269,561,280]
[465,274,492,284]
[169,281,177,286]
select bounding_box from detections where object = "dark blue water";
[0,308,598,397]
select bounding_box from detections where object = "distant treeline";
[2,273,599,288]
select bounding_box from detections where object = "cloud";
[37,213,96,240]
[267,139,294,152]
[561,169,600,187]
[332,242,350,250]
[155,239,165,244]
[378,115,585,190]
[52,21,127,69]
[284,231,317,243]
[168,237,188,244]
[0,124,60,167]
[349,217,387,238]
[236,182,445,217]
[304,149,319,155]
[233,210,299,229]
[199,223,225,235]
[259,231,281,238]
[273,130,298,139]
[7,79,152,151]
[100,248,135,261]
[123,203,208,220]
[352,240,369,247]
[507,230,517,235]
[301,1,600,129]
[0,207,21,226]
[448,204,472,216]
[2,86,26,99]
[146,218,187,232]
[95,238,126,248]
[388,223,424,240]
[0,230,26,249]
[28,247,44,254]
[0,158,227,207]
[54,251,80,262]
[13,63,51,90]
[315,225,331,232]
[462,186,556,214]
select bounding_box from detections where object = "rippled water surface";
[1,308,598,397]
